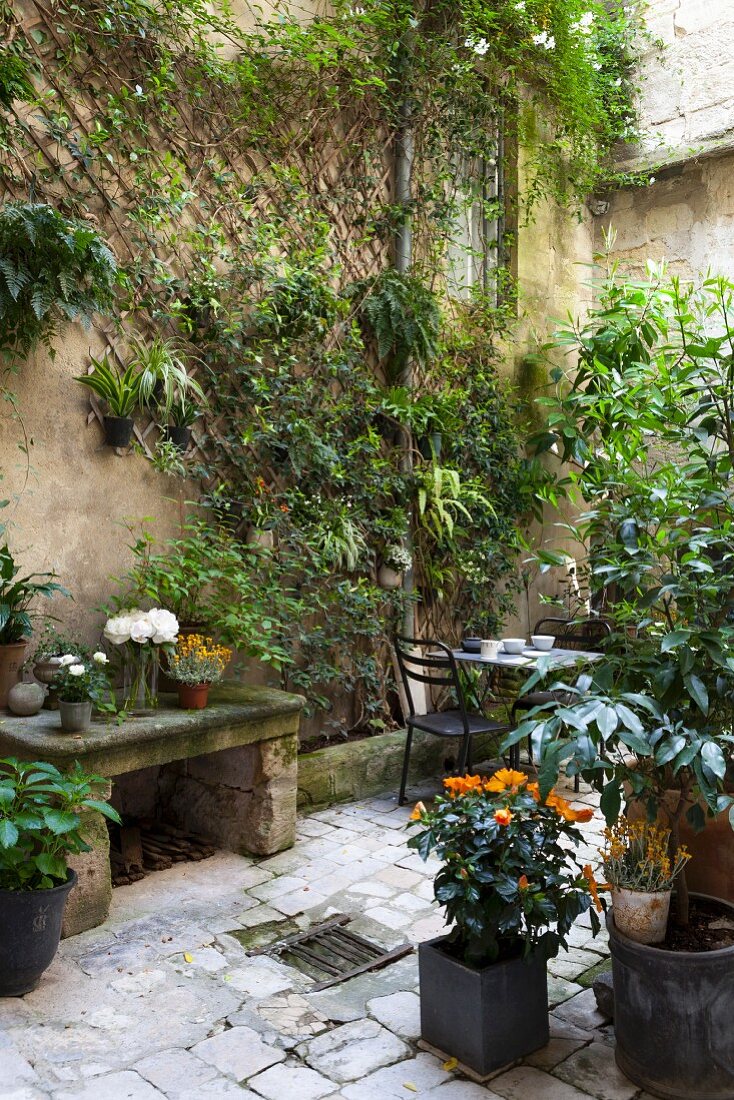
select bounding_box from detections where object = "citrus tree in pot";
[514,265,734,1099]
[0,546,67,708]
[408,770,601,1077]
[0,758,120,996]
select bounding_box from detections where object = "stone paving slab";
[0,776,648,1100]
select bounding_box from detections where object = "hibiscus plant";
[513,265,734,924]
[408,769,601,967]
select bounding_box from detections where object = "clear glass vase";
[123,647,159,714]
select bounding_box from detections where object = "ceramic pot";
[419,935,549,1077]
[245,527,274,550]
[378,564,403,590]
[177,683,209,709]
[611,887,670,945]
[103,416,134,448]
[59,699,92,733]
[0,871,77,996]
[33,657,63,686]
[0,642,27,708]
[608,896,734,1099]
[7,682,45,717]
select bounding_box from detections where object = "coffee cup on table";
[480,639,501,659]
[501,638,526,655]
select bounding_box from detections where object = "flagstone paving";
[0,774,650,1100]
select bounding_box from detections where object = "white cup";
[480,639,501,659]
[502,637,526,655]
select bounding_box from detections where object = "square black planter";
[419,935,549,1077]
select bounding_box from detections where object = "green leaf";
[599,779,621,824]
[661,629,691,652]
[684,674,709,715]
[0,819,19,847]
[701,741,726,782]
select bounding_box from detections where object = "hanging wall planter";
[103,416,134,448]
[164,425,191,453]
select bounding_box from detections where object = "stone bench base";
[0,683,304,937]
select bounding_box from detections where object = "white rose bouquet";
[103,608,179,712]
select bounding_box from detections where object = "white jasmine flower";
[592,60,602,70]
[68,665,85,677]
[648,176,656,185]
[532,30,555,49]
[58,654,78,667]
[92,652,109,665]
[515,1,526,9]
[473,37,490,55]
[134,84,143,95]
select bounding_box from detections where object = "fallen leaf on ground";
[183,952,193,963]
[442,1057,458,1071]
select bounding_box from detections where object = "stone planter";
[419,935,549,1077]
[608,896,734,1099]
[34,657,62,709]
[0,642,27,708]
[0,871,77,996]
[245,527,274,550]
[611,887,671,944]
[378,564,403,590]
[59,700,92,733]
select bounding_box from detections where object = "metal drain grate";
[247,914,413,991]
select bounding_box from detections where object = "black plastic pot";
[0,871,77,996]
[608,895,734,1100]
[164,425,192,453]
[419,936,549,1077]
[418,432,442,460]
[103,416,134,448]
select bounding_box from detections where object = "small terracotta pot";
[0,642,28,708]
[177,683,209,709]
[612,887,670,944]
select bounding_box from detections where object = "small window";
[447,137,507,304]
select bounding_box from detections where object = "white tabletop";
[451,646,603,669]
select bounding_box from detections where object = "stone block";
[592,971,614,1018]
[54,1071,165,1099]
[63,801,112,939]
[249,1062,335,1100]
[366,991,420,1039]
[134,1048,219,1093]
[299,1018,408,1083]
[191,1025,285,1082]
[182,745,260,790]
[553,1039,640,1100]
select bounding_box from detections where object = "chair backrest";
[533,615,612,652]
[393,635,470,729]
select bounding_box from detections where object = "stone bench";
[0,683,304,937]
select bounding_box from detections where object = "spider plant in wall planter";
[0,758,120,996]
[74,353,143,447]
[130,336,204,452]
[0,546,68,709]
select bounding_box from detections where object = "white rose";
[129,612,156,644]
[147,608,179,645]
[58,654,78,667]
[104,614,134,646]
[68,665,85,677]
[92,651,109,665]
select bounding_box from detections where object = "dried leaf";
[442,1057,459,1071]
[183,952,193,963]
[402,1085,418,1094]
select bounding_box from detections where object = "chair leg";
[574,773,580,793]
[458,734,471,776]
[399,725,415,806]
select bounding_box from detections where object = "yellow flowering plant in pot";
[408,769,602,1076]
[601,819,690,945]
[167,634,232,709]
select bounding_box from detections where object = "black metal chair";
[510,616,613,790]
[394,635,508,806]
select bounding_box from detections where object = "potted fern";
[74,353,143,447]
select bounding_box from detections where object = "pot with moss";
[0,759,120,995]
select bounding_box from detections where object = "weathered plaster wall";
[2,330,185,648]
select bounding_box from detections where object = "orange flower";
[443,775,484,797]
[527,781,540,801]
[484,768,528,793]
[518,874,529,890]
[545,791,594,824]
[494,807,513,826]
[409,801,427,821]
[583,864,603,913]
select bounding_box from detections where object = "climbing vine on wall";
[0,0,643,730]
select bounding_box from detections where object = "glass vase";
[123,647,159,714]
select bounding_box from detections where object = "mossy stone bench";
[0,683,304,937]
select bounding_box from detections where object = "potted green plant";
[167,633,232,709]
[54,652,111,733]
[129,335,204,445]
[515,266,734,1099]
[408,769,600,1077]
[164,393,200,452]
[74,352,143,447]
[378,543,412,589]
[0,757,120,995]
[32,623,89,709]
[0,547,67,708]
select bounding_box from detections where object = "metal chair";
[510,616,613,790]
[394,635,507,806]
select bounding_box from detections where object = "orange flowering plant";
[408,769,603,966]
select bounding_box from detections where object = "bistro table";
[452,644,603,770]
